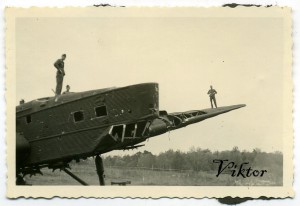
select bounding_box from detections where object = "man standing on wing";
[207,85,218,108]
[54,54,66,95]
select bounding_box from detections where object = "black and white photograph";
[5,6,293,198]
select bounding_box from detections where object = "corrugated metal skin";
[27,128,104,164]
[17,83,159,166]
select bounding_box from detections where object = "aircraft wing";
[92,104,246,153]
[158,104,246,131]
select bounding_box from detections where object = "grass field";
[25,159,282,186]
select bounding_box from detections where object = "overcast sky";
[15,10,287,154]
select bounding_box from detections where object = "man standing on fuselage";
[54,54,66,95]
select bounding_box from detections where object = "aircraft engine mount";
[148,118,169,136]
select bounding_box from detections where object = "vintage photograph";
[6,7,293,198]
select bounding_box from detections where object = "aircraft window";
[95,105,107,117]
[111,125,124,140]
[73,111,84,122]
[125,123,136,137]
[26,115,32,124]
[136,121,149,137]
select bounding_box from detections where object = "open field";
[25,159,282,186]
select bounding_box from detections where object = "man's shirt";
[54,59,65,75]
[207,89,217,98]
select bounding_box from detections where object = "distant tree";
[102,146,283,178]
[230,146,242,164]
[171,151,185,170]
[156,151,173,169]
[137,151,155,168]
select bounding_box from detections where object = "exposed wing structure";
[92,104,247,153]
[164,104,246,130]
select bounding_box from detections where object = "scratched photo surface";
[6,7,293,198]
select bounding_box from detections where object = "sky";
[15,12,287,154]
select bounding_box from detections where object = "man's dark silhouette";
[54,54,66,95]
[62,85,70,94]
[207,85,217,108]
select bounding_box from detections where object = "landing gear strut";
[19,156,106,186]
[95,155,105,185]
[63,168,88,186]
[63,155,105,186]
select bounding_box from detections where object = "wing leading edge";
[159,104,246,131]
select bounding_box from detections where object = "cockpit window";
[95,105,107,117]
[73,111,84,122]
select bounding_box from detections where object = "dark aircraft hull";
[16,83,159,169]
[16,83,245,174]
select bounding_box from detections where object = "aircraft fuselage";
[16,82,245,173]
[16,83,159,169]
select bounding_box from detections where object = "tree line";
[103,147,283,173]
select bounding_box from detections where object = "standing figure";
[54,54,66,95]
[207,85,217,108]
[62,85,71,94]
